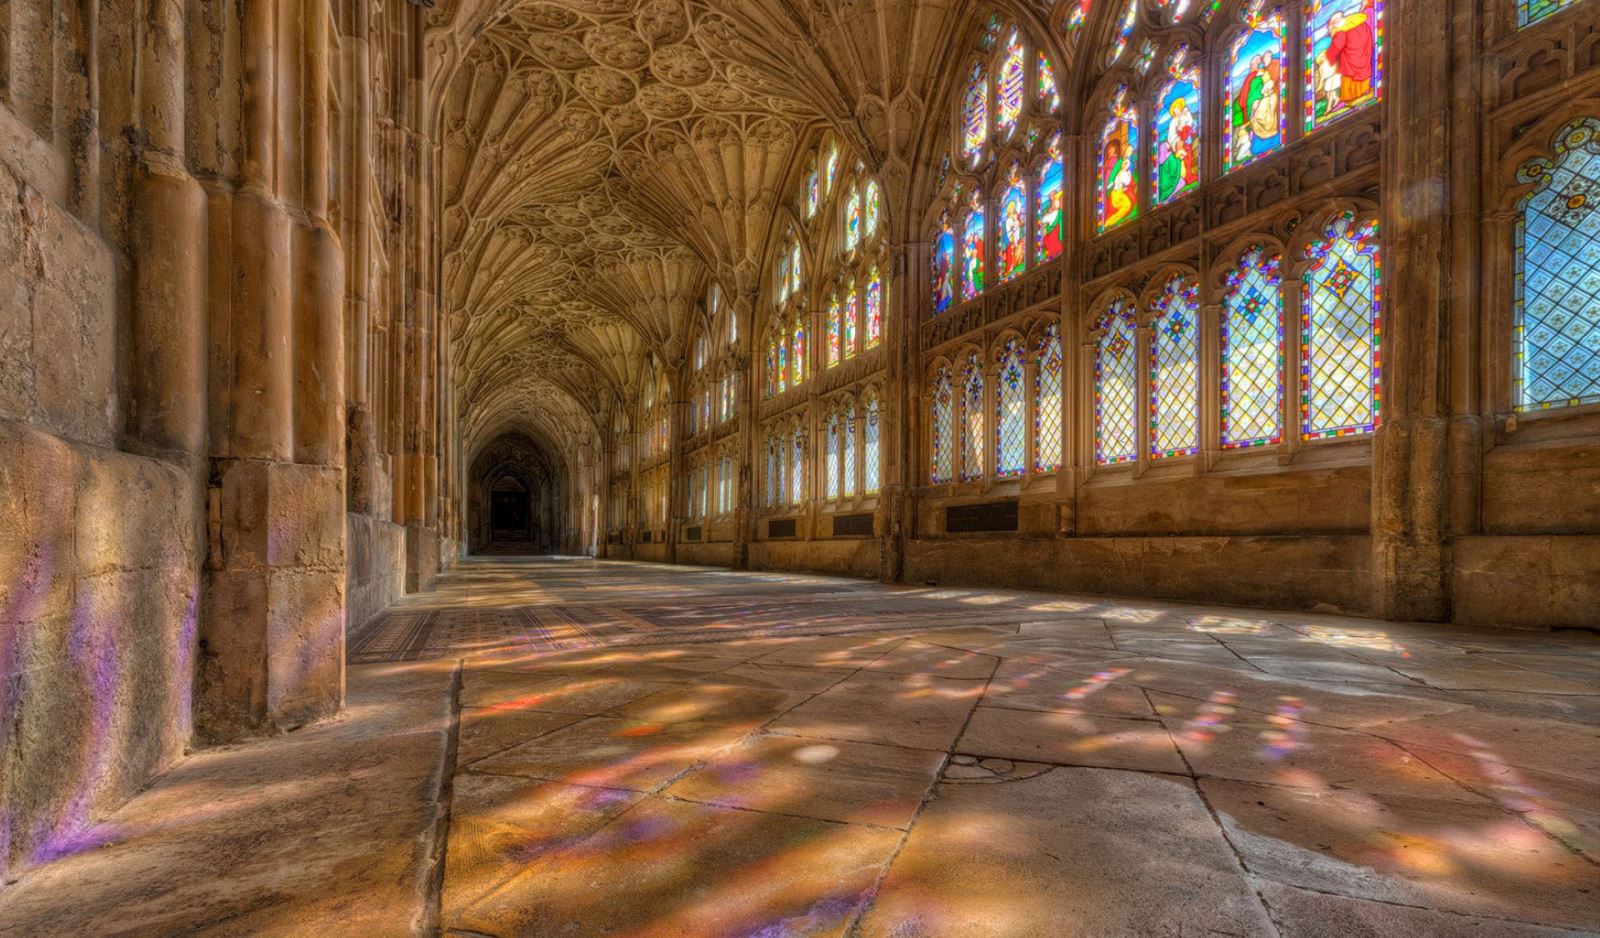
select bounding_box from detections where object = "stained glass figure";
[1303,215,1381,438]
[1305,0,1382,132]
[1107,0,1138,65]
[996,338,1028,476]
[825,410,841,499]
[1221,246,1285,447]
[843,400,858,496]
[791,314,807,385]
[1521,0,1581,25]
[806,156,821,218]
[1037,135,1065,262]
[1097,88,1139,233]
[864,394,882,493]
[1223,3,1286,174]
[997,30,1026,139]
[844,285,860,357]
[961,352,986,480]
[845,185,862,252]
[1515,118,1600,410]
[963,63,988,166]
[932,365,955,483]
[1095,298,1139,465]
[790,421,805,505]
[827,293,842,367]
[998,163,1028,281]
[962,192,986,300]
[864,181,882,237]
[1036,324,1064,471]
[1038,53,1061,112]
[1154,47,1201,206]
[866,272,883,348]
[932,212,956,314]
[1150,275,1201,457]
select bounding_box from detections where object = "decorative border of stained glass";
[1301,214,1381,438]
[1220,246,1286,448]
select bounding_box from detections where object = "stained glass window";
[845,285,860,357]
[1095,298,1140,465]
[789,241,803,296]
[1150,275,1201,457]
[932,212,957,314]
[806,156,821,218]
[932,365,955,483]
[824,143,839,193]
[843,400,858,496]
[1515,118,1600,410]
[767,334,782,396]
[996,338,1028,476]
[1038,53,1060,112]
[1065,0,1091,33]
[1136,38,1157,74]
[825,410,841,499]
[791,314,807,385]
[997,30,1026,139]
[1520,0,1581,25]
[1304,0,1382,133]
[1153,46,1201,206]
[1224,2,1287,173]
[998,163,1028,281]
[790,421,806,505]
[866,272,883,348]
[864,394,882,494]
[963,64,988,166]
[1302,215,1381,438]
[766,428,783,507]
[1098,88,1139,233]
[1037,135,1065,262]
[1036,324,1064,471]
[1157,0,1195,20]
[1221,246,1285,447]
[961,352,986,480]
[845,185,862,252]
[962,192,986,300]
[827,293,842,367]
[864,181,881,238]
[1107,0,1138,65]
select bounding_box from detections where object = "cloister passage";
[0,557,1595,936]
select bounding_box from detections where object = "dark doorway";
[490,490,529,537]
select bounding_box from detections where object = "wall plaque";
[945,500,1019,534]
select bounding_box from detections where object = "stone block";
[0,421,78,628]
[266,567,344,725]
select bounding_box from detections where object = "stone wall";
[347,515,406,635]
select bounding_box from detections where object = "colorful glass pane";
[961,353,985,480]
[1097,89,1139,233]
[790,242,803,295]
[846,186,862,252]
[932,213,957,315]
[824,143,839,192]
[866,273,883,348]
[1095,298,1139,465]
[997,31,1026,139]
[1305,0,1383,132]
[962,194,986,300]
[1107,0,1137,65]
[791,315,807,385]
[1224,3,1287,173]
[844,286,860,357]
[864,395,882,494]
[769,335,784,395]
[1136,39,1157,73]
[790,422,805,505]
[963,64,988,166]
[864,181,881,237]
[996,338,1027,476]
[827,294,842,367]
[998,165,1028,281]
[1154,48,1201,206]
[1035,324,1064,471]
[1150,275,1201,457]
[1303,215,1381,438]
[1036,137,1065,262]
[1065,0,1091,32]
[825,411,841,499]
[1157,0,1195,20]
[806,157,820,218]
[932,366,955,483]
[1515,118,1600,410]
[1221,246,1285,447]
[1038,54,1060,111]
[766,429,782,507]
[843,401,858,496]
[1521,0,1581,25]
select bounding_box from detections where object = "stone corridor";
[0,558,1596,936]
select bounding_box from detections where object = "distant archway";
[468,431,566,554]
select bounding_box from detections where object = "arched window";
[843,399,859,496]
[962,63,988,166]
[1035,324,1064,472]
[865,271,884,348]
[844,283,860,357]
[1095,298,1140,465]
[791,313,808,385]
[996,29,1026,139]
[790,420,806,505]
[1065,0,1091,33]
[1515,118,1600,411]
[1521,0,1582,25]
[805,155,821,219]
[931,365,955,483]
[766,426,784,508]
[1224,2,1288,173]
[933,211,957,314]
[1303,215,1382,437]
[1221,246,1285,447]
[845,184,863,253]
[864,392,882,494]
[961,352,986,480]
[864,181,882,238]
[962,191,986,300]
[825,409,842,499]
[1304,0,1382,133]
[1098,87,1140,233]
[827,292,843,367]
[1037,52,1060,112]
[996,337,1028,476]
[1150,274,1201,457]
[1153,45,1201,207]
[1107,0,1138,66]
[998,163,1028,282]
[1037,134,1065,262]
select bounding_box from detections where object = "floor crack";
[420,658,465,937]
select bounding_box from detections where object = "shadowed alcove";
[467,432,566,554]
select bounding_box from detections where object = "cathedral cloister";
[1,0,1598,934]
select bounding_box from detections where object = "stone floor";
[1,558,1597,937]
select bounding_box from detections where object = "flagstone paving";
[0,556,1596,936]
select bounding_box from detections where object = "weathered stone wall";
[347,515,406,634]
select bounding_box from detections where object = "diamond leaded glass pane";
[825,411,841,499]
[843,401,858,496]
[1222,246,1285,447]
[865,395,881,493]
[1151,275,1201,457]
[1303,215,1381,438]
[996,338,1027,475]
[1035,325,1064,471]
[932,366,954,483]
[1095,298,1139,465]
[961,353,986,480]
